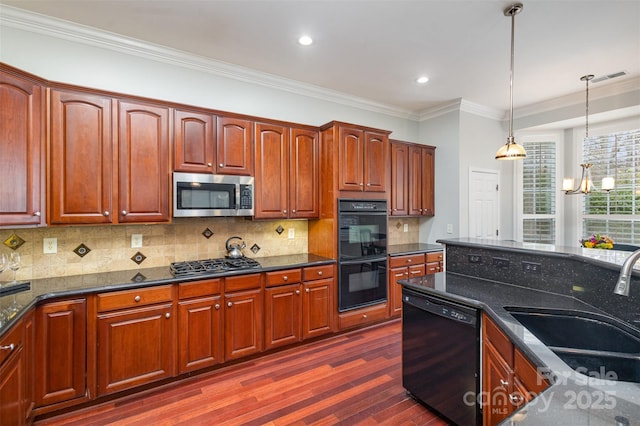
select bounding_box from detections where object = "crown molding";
[417,98,504,122]
[0,5,419,121]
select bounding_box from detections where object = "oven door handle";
[339,256,387,265]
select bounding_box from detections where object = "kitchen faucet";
[613,249,640,297]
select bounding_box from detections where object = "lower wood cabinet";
[35,299,87,410]
[177,279,223,373]
[302,265,334,339]
[388,251,441,317]
[265,283,302,350]
[96,286,174,396]
[224,274,263,361]
[338,302,388,330]
[0,316,26,426]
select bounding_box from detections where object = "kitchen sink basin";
[506,307,640,383]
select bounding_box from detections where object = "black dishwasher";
[402,287,481,426]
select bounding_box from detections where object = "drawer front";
[338,303,388,330]
[389,254,425,268]
[0,320,23,366]
[178,278,222,299]
[483,313,514,365]
[426,252,443,263]
[408,264,426,277]
[224,273,261,292]
[97,285,173,312]
[303,264,334,281]
[265,269,302,287]
[426,262,441,274]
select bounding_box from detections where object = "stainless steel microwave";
[173,172,254,217]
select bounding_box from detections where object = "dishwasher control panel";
[403,290,478,327]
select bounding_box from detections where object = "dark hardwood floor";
[36,319,450,426]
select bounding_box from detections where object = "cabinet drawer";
[389,254,425,268]
[483,313,513,365]
[265,269,302,287]
[408,264,426,277]
[426,252,443,263]
[338,303,388,330]
[515,348,549,394]
[0,319,23,367]
[303,264,334,281]
[224,273,261,292]
[426,262,441,274]
[178,278,222,299]
[97,285,173,312]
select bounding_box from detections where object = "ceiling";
[1,0,639,115]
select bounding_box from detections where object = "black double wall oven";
[337,199,388,312]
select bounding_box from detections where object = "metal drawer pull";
[134,295,141,302]
[509,394,524,404]
[34,211,41,216]
[362,314,368,319]
[103,211,110,216]
[121,210,128,216]
[500,379,509,386]
[318,271,323,276]
[0,344,15,351]
[227,302,233,307]
[165,312,171,319]
[283,276,288,281]
[215,304,220,310]
[295,290,301,295]
[306,288,310,293]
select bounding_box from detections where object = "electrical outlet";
[288,228,295,239]
[131,234,143,248]
[43,238,57,254]
[403,224,408,232]
[447,224,453,234]
[468,254,482,264]
[492,257,510,268]
[522,261,541,274]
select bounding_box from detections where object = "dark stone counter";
[387,243,443,256]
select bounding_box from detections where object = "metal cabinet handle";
[407,259,412,263]
[359,183,364,186]
[134,295,141,302]
[0,344,15,351]
[410,271,421,275]
[207,163,212,167]
[121,210,128,216]
[104,211,110,216]
[33,211,41,217]
[283,209,288,214]
[509,394,524,404]
[283,276,288,281]
[366,183,371,186]
[215,303,220,310]
[219,163,224,167]
[295,290,301,295]
[362,314,368,319]
[500,379,509,387]
[305,288,310,293]
[292,209,296,214]
[227,301,233,308]
[317,271,323,276]
[395,273,406,278]
[165,312,171,319]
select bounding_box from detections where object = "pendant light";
[562,75,615,194]
[495,3,527,160]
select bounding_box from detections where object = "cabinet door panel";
[390,142,408,216]
[338,127,364,191]
[363,131,387,192]
[408,145,423,216]
[50,90,113,224]
[35,299,87,407]
[254,123,288,219]
[0,348,24,426]
[290,128,319,218]
[265,284,301,350]
[118,100,170,223]
[421,147,435,216]
[173,109,215,173]
[217,117,253,175]
[483,341,513,426]
[97,303,174,395]
[178,296,222,373]
[224,289,262,361]
[0,71,43,225]
[302,278,333,339]
[389,267,408,316]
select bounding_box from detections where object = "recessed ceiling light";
[416,76,429,84]
[298,35,313,46]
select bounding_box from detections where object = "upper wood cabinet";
[49,90,170,224]
[254,123,319,219]
[173,109,215,173]
[0,69,44,226]
[390,140,435,217]
[217,116,254,176]
[337,125,388,192]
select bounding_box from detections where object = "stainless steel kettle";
[225,236,246,258]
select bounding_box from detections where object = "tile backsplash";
[0,216,420,281]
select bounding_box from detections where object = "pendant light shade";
[495,3,527,160]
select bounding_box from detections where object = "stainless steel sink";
[506,307,640,383]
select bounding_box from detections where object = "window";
[582,128,640,243]
[518,137,559,244]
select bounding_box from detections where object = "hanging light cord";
[508,7,516,140]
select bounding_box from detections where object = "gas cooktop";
[170,257,261,277]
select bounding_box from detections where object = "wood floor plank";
[35,319,452,426]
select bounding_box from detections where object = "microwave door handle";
[235,184,240,210]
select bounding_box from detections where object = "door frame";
[468,167,500,240]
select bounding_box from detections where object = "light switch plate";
[131,234,143,248]
[43,238,57,254]
[403,224,408,232]
[288,229,295,239]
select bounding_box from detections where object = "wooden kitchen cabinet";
[177,279,223,373]
[337,125,388,192]
[388,254,426,317]
[224,274,263,361]
[35,299,87,409]
[217,116,254,175]
[254,123,318,219]
[264,269,303,350]
[426,251,443,274]
[390,141,409,216]
[173,108,216,173]
[408,144,435,216]
[0,67,44,226]
[96,286,174,396]
[49,90,170,224]
[482,313,549,425]
[302,264,334,339]
[0,317,26,425]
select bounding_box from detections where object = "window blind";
[522,141,556,243]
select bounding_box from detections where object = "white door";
[469,169,500,239]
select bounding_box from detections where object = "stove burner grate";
[170,257,261,277]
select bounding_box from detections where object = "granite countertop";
[400,272,640,425]
[0,253,335,336]
[387,243,443,256]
